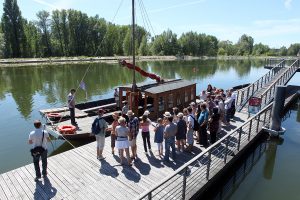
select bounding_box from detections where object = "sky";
[0,0,299,48]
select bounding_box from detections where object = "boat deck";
[40,107,88,118]
[0,112,248,200]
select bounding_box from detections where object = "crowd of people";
[28,84,237,181]
[91,83,238,166]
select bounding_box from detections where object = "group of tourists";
[28,85,237,181]
[90,84,237,165]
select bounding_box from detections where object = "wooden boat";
[40,78,196,140]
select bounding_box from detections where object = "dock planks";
[0,112,248,200]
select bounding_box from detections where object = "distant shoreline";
[0,55,298,67]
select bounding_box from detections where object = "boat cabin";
[118,79,196,119]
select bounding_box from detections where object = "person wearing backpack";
[91,109,108,160]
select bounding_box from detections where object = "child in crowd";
[154,118,164,156]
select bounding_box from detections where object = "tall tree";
[36,10,52,56]
[151,30,178,55]
[236,34,254,56]
[23,20,41,57]
[51,10,64,55]
[1,0,26,58]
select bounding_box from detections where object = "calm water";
[0,58,276,173]
[223,102,300,200]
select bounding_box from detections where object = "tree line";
[1,0,300,59]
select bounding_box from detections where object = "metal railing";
[260,59,300,108]
[235,59,285,111]
[137,103,274,200]
[265,58,285,67]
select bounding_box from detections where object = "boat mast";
[131,0,137,92]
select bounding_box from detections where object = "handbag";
[30,131,46,156]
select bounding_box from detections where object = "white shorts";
[95,135,105,150]
[116,140,129,149]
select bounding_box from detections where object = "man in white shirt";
[28,120,50,181]
[68,89,77,126]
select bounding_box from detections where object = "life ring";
[47,112,62,119]
[58,125,76,135]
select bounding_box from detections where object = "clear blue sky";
[1,0,299,48]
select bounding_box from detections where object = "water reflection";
[0,59,265,120]
[263,137,284,180]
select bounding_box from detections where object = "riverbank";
[1,55,298,67]
[0,56,178,67]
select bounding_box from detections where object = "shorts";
[116,140,129,149]
[95,135,105,150]
[129,138,137,147]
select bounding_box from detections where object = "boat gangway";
[235,59,300,112]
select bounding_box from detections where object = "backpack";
[91,117,102,135]
[190,115,200,131]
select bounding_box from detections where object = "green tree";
[23,20,41,57]
[218,40,237,55]
[151,30,179,55]
[278,46,287,56]
[236,34,254,56]
[123,28,131,56]
[138,35,148,55]
[1,0,26,58]
[36,10,52,56]
[252,43,270,56]
[178,31,199,56]
[287,43,300,56]
[51,10,64,56]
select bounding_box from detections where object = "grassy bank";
[0,55,298,67]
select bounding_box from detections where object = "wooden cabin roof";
[144,79,195,94]
[118,79,179,91]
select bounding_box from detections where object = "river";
[0,58,282,174]
[207,102,300,200]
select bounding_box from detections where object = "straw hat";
[163,111,172,117]
[126,110,134,116]
[177,112,184,118]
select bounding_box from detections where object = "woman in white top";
[115,117,132,166]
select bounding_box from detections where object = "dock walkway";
[0,112,248,200]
